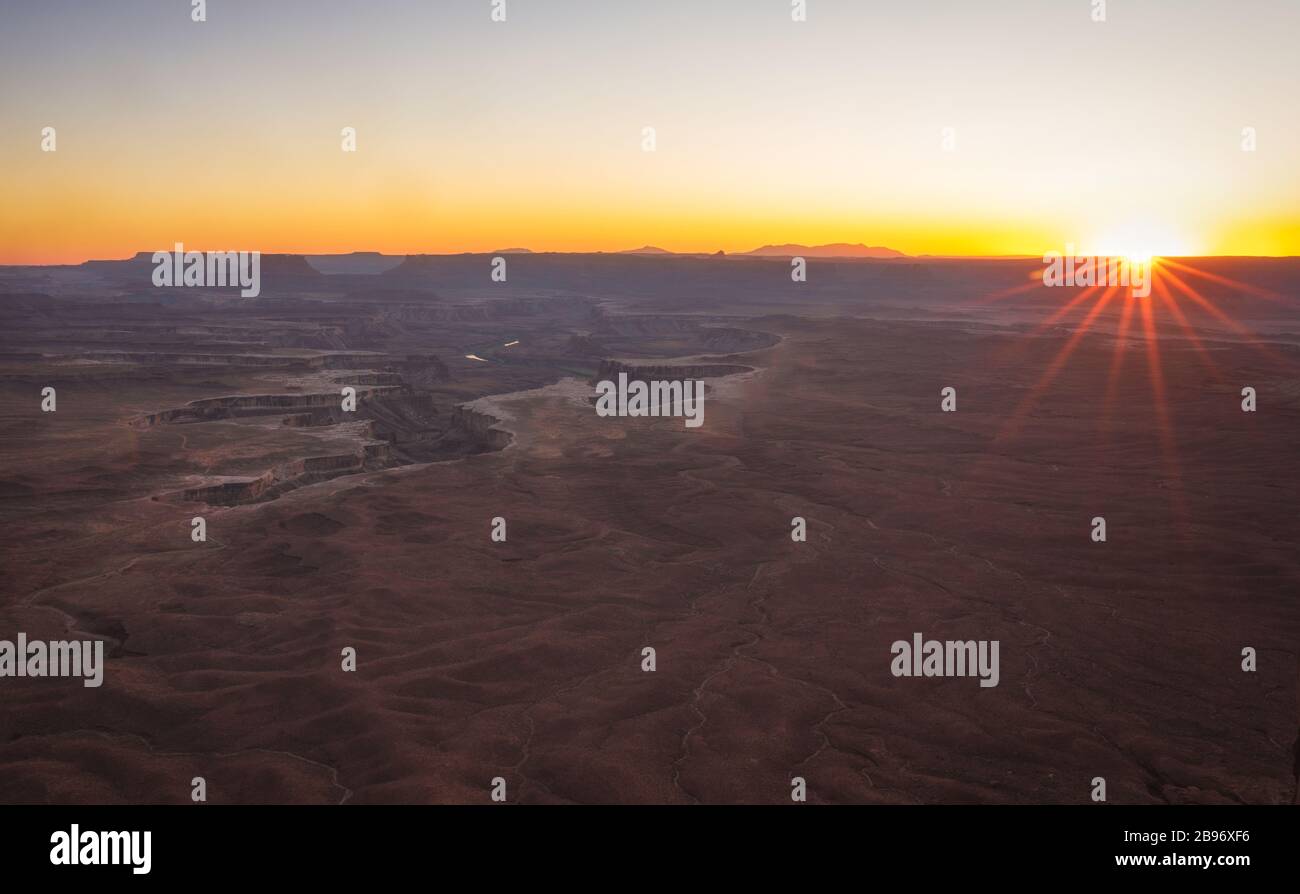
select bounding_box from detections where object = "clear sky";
[2,0,1297,263]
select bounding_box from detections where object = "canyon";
[0,253,1296,804]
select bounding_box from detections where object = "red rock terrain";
[0,255,1296,803]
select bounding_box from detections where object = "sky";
[1,0,1297,264]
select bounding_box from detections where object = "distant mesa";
[742,243,906,259]
[619,246,675,255]
[493,247,533,254]
[80,251,323,281]
[258,254,323,277]
[306,252,405,275]
[77,251,163,276]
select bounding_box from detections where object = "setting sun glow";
[0,2,1296,264]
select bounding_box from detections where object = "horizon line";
[6,248,1300,267]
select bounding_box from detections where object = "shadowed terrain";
[0,254,1296,803]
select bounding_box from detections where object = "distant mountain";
[619,246,674,255]
[742,243,906,259]
[493,247,533,254]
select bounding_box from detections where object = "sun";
[1087,224,1194,264]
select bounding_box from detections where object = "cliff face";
[71,351,320,368]
[586,314,778,351]
[386,355,450,387]
[177,450,367,506]
[174,442,405,506]
[34,351,405,371]
[159,390,510,507]
[592,315,702,337]
[133,388,401,427]
[590,359,752,385]
[700,327,780,352]
[335,373,405,386]
[447,405,513,452]
[565,335,607,357]
[133,384,445,427]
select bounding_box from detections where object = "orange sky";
[2,0,1297,264]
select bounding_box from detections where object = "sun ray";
[974,270,1045,306]
[1160,267,1250,333]
[1034,285,1104,334]
[1101,291,1138,435]
[1161,258,1289,303]
[1138,294,1189,533]
[995,286,1119,443]
[1152,275,1219,376]
[1158,266,1294,371]
[981,284,1105,374]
